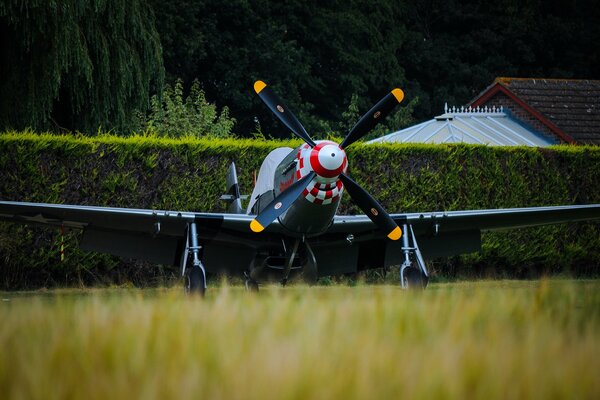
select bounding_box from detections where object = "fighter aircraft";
[1,81,600,295]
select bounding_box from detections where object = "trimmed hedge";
[1,131,599,288]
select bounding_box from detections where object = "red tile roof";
[470,78,600,144]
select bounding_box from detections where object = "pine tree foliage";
[0,0,164,134]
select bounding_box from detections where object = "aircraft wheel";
[185,264,206,296]
[245,279,259,292]
[403,267,428,289]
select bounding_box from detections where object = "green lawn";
[1,280,599,399]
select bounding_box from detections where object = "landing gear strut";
[399,224,429,289]
[244,271,259,292]
[182,222,207,296]
[281,238,300,286]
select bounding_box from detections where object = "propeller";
[250,172,316,233]
[338,173,402,240]
[340,89,404,149]
[252,81,404,240]
[254,81,316,147]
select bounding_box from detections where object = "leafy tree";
[338,94,362,135]
[150,0,411,137]
[139,79,235,138]
[4,0,598,136]
[0,0,164,134]
[150,0,206,85]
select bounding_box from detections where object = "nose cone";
[310,141,347,178]
[318,144,345,171]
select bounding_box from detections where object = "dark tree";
[150,0,412,137]
[3,0,598,136]
[0,0,164,134]
[402,0,600,118]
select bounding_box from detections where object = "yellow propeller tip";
[391,88,404,103]
[254,80,267,94]
[387,226,402,241]
[250,219,265,233]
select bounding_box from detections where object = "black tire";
[245,279,259,292]
[403,266,428,289]
[185,264,206,296]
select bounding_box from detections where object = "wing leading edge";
[2,200,599,268]
[3,201,599,240]
[0,201,275,266]
[0,201,272,235]
[318,204,600,277]
[328,204,600,236]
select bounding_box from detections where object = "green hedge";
[1,131,599,288]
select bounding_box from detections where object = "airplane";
[1,80,600,296]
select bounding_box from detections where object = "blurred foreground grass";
[1,280,599,399]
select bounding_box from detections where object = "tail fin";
[220,162,247,214]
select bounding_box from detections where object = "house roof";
[368,105,557,147]
[470,78,600,144]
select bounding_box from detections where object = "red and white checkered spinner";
[296,140,348,205]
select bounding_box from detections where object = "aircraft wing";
[0,200,266,234]
[328,204,600,236]
[0,201,268,266]
[315,204,600,275]
[3,201,599,245]
[2,201,599,273]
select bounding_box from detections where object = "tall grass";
[1,280,599,399]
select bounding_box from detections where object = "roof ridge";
[495,77,600,85]
[470,83,576,143]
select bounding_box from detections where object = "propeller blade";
[254,81,316,147]
[250,171,316,233]
[340,88,404,149]
[338,173,402,240]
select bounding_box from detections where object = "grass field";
[1,279,599,399]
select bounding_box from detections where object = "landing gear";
[244,271,259,292]
[281,238,300,286]
[243,238,319,290]
[181,222,207,296]
[402,266,427,289]
[302,241,318,284]
[245,279,259,292]
[399,224,429,289]
[186,264,206,296]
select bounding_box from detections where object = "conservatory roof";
[470,77,600,144]
[368,105,557,146]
